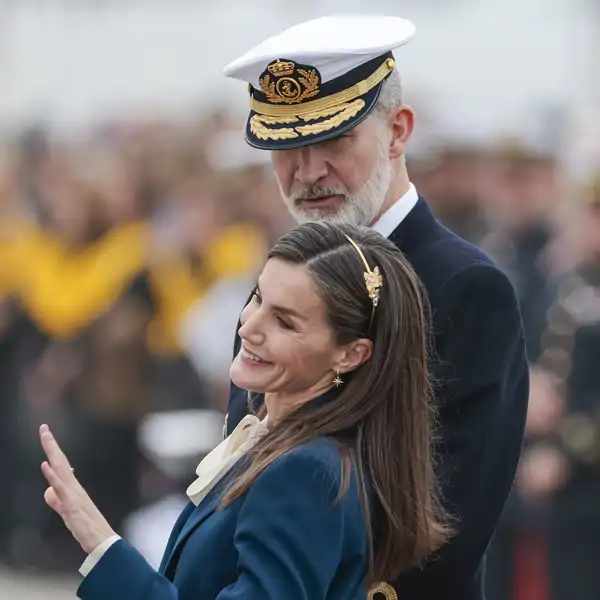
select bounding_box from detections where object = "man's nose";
[294,147,329,185]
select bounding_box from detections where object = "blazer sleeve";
[76,538,179,600]
[397,263,529,598]
[216,450,354,600]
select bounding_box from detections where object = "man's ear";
[388,106,415,159]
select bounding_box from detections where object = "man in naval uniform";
[222,15,529,599]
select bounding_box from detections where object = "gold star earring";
[333,369,343,387]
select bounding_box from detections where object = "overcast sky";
[0,0,596,145]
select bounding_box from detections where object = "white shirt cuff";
[79,535,122,578]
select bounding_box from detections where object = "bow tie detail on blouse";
[186,414,268,506]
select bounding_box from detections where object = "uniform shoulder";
[415,219,511,295]
[434,225,497,275]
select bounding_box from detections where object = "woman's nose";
[238,305,265,346]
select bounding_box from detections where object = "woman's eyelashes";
[252,288,295,330]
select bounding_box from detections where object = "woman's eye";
[276,316,294,330]
[252,291,262,304]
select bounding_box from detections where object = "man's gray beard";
[279,144,392,228]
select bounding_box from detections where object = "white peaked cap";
[222,15,416,150]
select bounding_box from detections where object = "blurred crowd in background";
[0,2,598,600]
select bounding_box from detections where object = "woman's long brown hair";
[221,222,453,583]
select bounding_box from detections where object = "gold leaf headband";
[344,234,383,317]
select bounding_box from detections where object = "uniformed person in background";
[479,144,562,362]
[516,176,600,600]
[482,144,562,600]
[417,144,490,246]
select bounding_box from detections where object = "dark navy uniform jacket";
[227,197,529,599]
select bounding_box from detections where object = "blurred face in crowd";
[229,258,365,413]
[270,114,403,227]
[482,159,561,229]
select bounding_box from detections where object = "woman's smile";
[240,345,273,367]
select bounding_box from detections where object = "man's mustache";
[290,186,348,202]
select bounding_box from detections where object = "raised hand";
[39,424,117,554]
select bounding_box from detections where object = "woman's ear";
[335,338,373,374]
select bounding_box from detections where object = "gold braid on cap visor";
[343,234,383,325]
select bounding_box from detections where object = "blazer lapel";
[162,458,250,580]
[162,494,220,580]
[158,501,196,574]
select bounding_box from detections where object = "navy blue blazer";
[76,438,371,600]
[227,198,530,599]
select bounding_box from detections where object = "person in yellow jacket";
[1,214,266,355]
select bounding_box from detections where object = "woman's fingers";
[38,424,117,554]
[41,460,66,515]
[41,460,69,503]
[43,485,63,513]
[39,424,75,480]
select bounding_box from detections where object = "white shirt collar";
[371,183,419,239]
